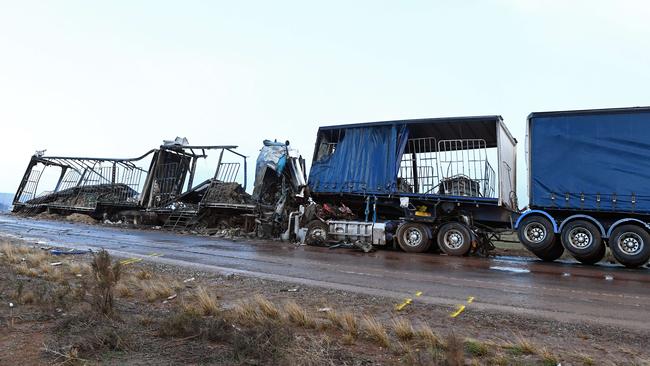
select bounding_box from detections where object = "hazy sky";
[1,1,649,203]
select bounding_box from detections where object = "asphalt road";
[1,214,649,331]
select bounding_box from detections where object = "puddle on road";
[489,266,531,274]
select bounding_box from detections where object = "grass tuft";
[115,283,133,298]
[391,317,414,341]
[254,295,280,319]
[465,339,489,357]
[20,290,37,304]
[416,323,442,348]
[139,279,174,302]
[0,242,19,263]
[362,315,390,348]
[233,300,265,325]
[25,251,49,267]
[90,249,121,315]
[445,332,465,366]
[504,335,537,355]
[195,286,219,316]
[135,270,152,280]
[540,347,558,366]
[284,300,315,328]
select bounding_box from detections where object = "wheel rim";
[617,232,644,256]
[403,227,424,247]
[443,229,464,249]
[567,227,593,250]
[310,228,327,241]
[523,222,547,243]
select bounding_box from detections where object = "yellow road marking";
[450,304,466,318]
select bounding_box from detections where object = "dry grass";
[326,309,343,328]
[391,317,414,341]
[14,262,31,276]
[504,335,537,355]
[135,270,152,280]
[15,245,32,255]
[233,300,265,325]
[139,279,174,302]
[254,295,280,319]
[0,242,19,263]
[445,332,465,366]
[540,347,558,366]
[195,286,219,316]
[68,262,90,276]
[25,251,49,267]
[341,311,358,338]
[90,249,121,315]
[416,323,442,348]
[284,300,315,328]
[48,268,65,283]
[362,315,390,348]
[20,290,37,304]
[39,262,51,274]
[115,283,134,298]
[465,339,489,357]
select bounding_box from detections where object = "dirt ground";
[0,238,649,365]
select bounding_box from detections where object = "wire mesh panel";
[154,162,180,206]
[398,138,439,194]
[438,139,495,198]
[216,162,240,183]
[59,170,81,191]
[17,169,42,203]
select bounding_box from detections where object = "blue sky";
[1,1,649,203]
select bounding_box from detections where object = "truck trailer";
[515,107,650,268]
[296,115,518,256]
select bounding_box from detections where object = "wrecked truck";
[12,139,255,230]
[287,116,518,256]
[12,137,307,237]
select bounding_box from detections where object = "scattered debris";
[183,277,196,283]
[50,262,62,266]
[51,249,90,255]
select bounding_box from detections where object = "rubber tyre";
[532,240,564,262]
[396,222,432,253]
[560,220,605,265]
[517,215,556,252]
[437,222,472,256]
[609,225,650,268]
[305,220,329,246]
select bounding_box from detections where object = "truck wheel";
[305,220,329,246]
[532,241,564,262]
[437,222,472,256]
[517,215,556,252]
[609,225,650,268]
[560,220,605,265]
[396,222,432,253]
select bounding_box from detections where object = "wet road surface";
[1,215,649,330]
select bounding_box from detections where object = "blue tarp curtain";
[530,112,650,213]
[309,125,409,195]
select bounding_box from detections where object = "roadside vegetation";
[0,240,646,365]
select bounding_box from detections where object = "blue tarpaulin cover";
[308,125,408,195]
[529,108,650,213]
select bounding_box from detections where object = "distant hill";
[0,193,14,211]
